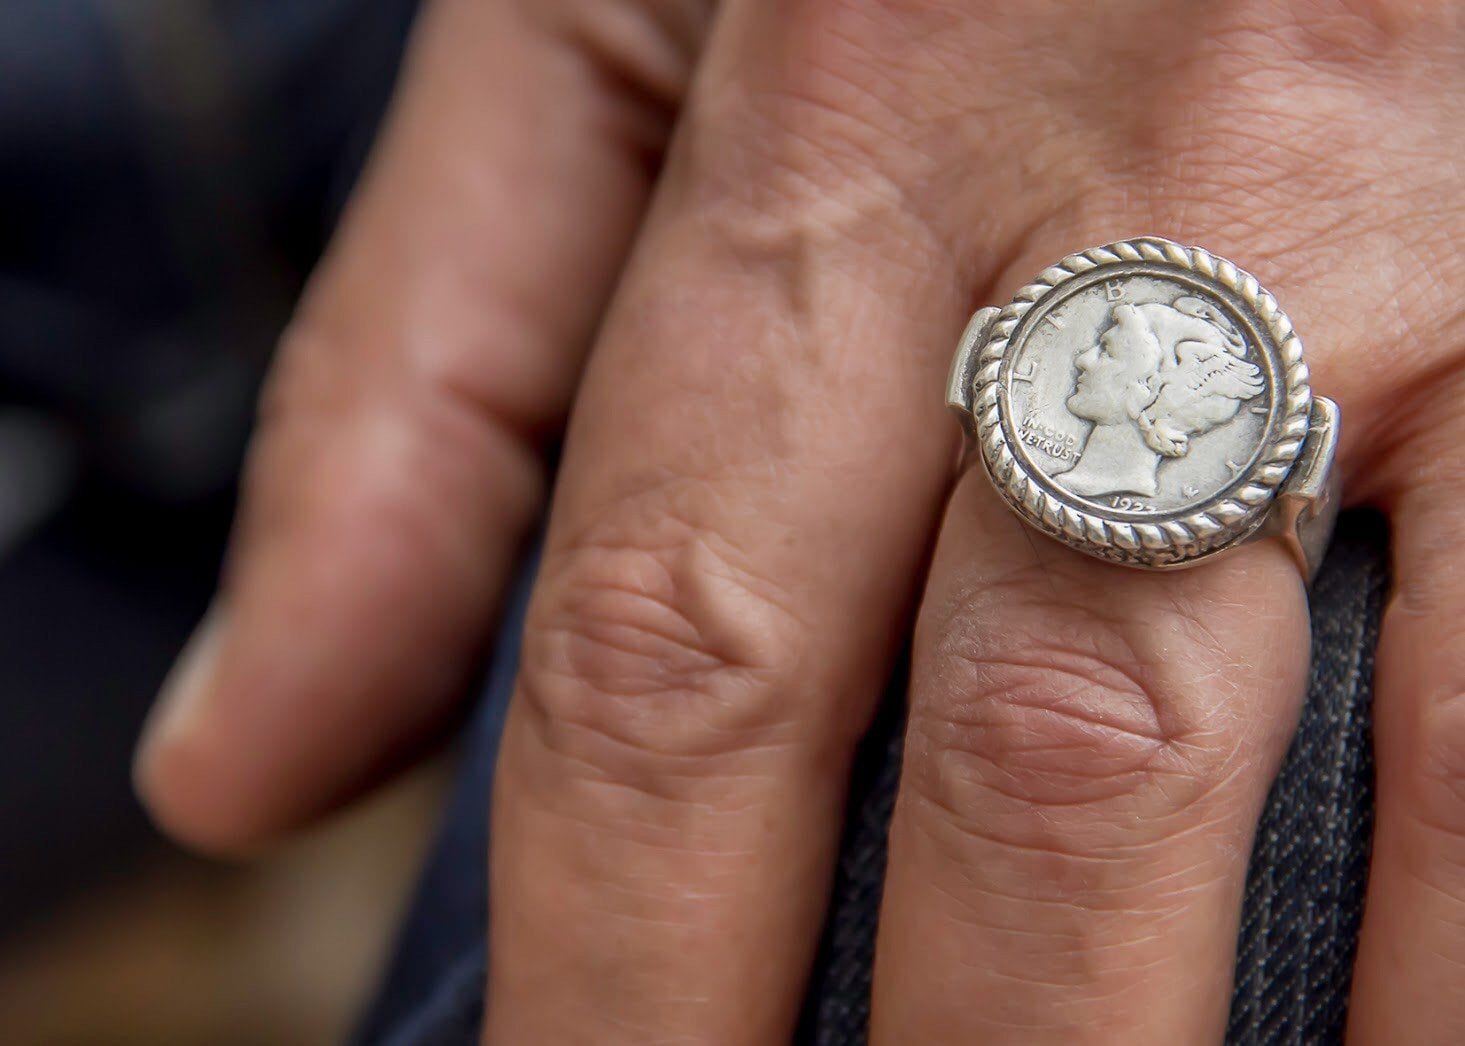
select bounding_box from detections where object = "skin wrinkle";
[678,124,948,328]
[1397,703,1465,841]
[754,0,995,138]
[910,881,1225,1000]
[678,15,992,286]
[502,781,837,940]
[531,561,787,690]
[683,193,948,399]
[899,913,1234,1035]
[244,348,541,563]
[261,319,547,466]
[522,624,802,761]
[931,577,1263,746]
[938,878,1221,928]
[275,268,591,468]
[961,923,1193,973]
[685,52,923,223]
[519,486,869,801]
[524,718,830,816]
[931,921,1206,985]
[537,567,768,684]
[948,957,1159,998]
[1251,0,1458,69]
[762,24,913,147]
[1354,349,1465,507]
[722,10,1131,301]
[551,492,808,630]
[907,784,1251,873]
[1372,828,1465,947]
[1392,808,1465,896]
[906,748,1258,867]
[581,194,954,505]
[941,912,1179,957]
[922,5,1465,459]
[523,710,814,796]
[520,777,786,864]
[912,695,1172,809]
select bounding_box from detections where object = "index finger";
[135,0,709,850]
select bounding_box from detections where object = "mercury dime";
[947,237,1331,571]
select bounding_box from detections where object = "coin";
[963,239,1314,568]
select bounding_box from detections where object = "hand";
[140,0,1465,1041]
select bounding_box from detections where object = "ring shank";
[1262,396,1341,583]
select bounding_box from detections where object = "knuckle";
[912,649,1167,812]
[675,4,948,260]
[246,322,541,583]
[677,116,927,279]
[263,308,544,472]
[273,288,543,440]
[906,613,1252,849]
[520,506,812,779]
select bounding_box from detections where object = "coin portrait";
[1000,269,1281,521]
[956,240,1319,570]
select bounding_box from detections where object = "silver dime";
[948,237,1337,572]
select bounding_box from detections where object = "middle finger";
[481,2,1006,1038]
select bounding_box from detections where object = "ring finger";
[874,458,1309,1041]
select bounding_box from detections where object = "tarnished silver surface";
[948,237,1339,578]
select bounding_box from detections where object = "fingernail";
[136,603,229,765]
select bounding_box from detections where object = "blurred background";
[0,2,447,1041]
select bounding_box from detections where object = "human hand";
[140,0,1465,1041]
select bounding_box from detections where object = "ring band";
[947,237,1339,580]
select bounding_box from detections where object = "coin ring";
[958,237,1318,571]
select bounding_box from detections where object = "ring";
[946,237,1339,579]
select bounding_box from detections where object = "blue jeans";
[357,512,1387,1045]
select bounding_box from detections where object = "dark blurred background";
[0,3,446,1041]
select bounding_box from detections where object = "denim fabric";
[353,554,535,1046]
[1226,516,1385,1043]
[360,512,1389,1045]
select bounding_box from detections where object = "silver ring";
[947,237,1339,580]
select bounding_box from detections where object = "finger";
[478,7,1021,1038]
[874,475,1309,1042]
[861,3,1465,1037]
[1346,379,1465,1041]
[134,0,713,852]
